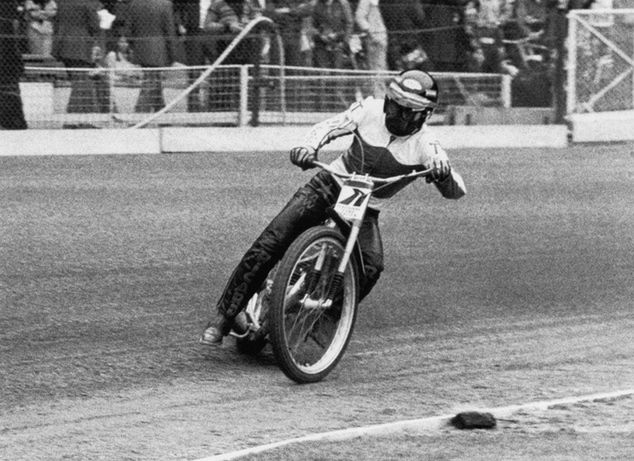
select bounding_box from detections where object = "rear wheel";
[269,226,359,383]
[235,319,268,355]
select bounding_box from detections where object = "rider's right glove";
[290,146,317,170]
[424,148,451,183]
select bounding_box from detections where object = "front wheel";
[269,226,359,383]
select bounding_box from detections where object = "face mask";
[384,98,425,136]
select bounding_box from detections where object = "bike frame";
[231,158,434,343]
[310,160,433,309]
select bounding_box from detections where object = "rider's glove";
[290,146,317,170]
[425,150,451,183]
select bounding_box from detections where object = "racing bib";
[334,178,373,222]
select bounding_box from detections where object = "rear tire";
[236,330,268,355]
[269,226,359,383]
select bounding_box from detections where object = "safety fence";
[567,9,634,114]
[4,0,557,130]
[19,64,510,129]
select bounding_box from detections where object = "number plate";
[334,178,372,221]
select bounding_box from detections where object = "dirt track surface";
[1,145,633,460]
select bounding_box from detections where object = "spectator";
[355,0,388,77]
[205,0,270,64]
[298,16,315,66]
[104,27,142,84]
[173,0,209,111]
[312,0,353,69]
[203,0,244,54]
[379,0,428,71]
[511,0,547,36]
[173,0,263,111]
[422,0,472,72]
[463,0,485,71]
[24,0,57,56]
[240,0,267,25]
[53,0,103,114]
[239,0,270,64]
[88,45,114,113]
[0,0,28,129]
[88,27,140,114]
[204,0,239,31]
[506,0,556,107]
[202,0,244,110]
[261,1,313,112]
[506,0,554,67]
[123,0,182,113]
[465,0,518,76]
[265,0,313,67]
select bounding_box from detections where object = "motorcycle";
[229,141,433,383]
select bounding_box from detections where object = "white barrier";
[19,82,54,118]
[0,129,160,156]
[570,110,634,143]
[0,125,569,157]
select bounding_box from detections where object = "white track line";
[194,388,634,461]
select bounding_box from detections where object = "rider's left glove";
[425,150,451,183]
[290,146,317,170]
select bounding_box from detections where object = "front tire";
[269,226,359,383]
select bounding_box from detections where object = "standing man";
[355,0,388,96]
[0,0,27,129]
[173,0,208,111]
[423,0,472,72]
[265,0,313,67]
[123,0,182,112]
[312,0,354,70]
[379,0,428,71]
[264,0,313,110]
[53,0,102,113]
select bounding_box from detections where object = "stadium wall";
[0,125,568,157]
[569,111,634,143]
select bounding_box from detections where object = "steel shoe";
[199,315,231,346]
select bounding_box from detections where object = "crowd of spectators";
[0,0,610,123]
[9,0,565,72]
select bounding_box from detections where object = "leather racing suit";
[215,97,466,321]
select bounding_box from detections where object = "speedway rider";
[201,69,466,346]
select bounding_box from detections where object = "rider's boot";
[200,312,232,346]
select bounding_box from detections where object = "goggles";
[385,79,437,112]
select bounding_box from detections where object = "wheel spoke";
[286,309,323,356]
[270,228,358,383]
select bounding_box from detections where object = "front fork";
[301,213,365,310]
[301,173,372,310]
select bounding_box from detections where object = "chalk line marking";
[194,388,634,461]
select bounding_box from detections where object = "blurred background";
[1,0,633,129]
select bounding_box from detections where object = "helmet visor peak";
[386,80,437,111]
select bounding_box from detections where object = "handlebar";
[305,128,434,186]
[311,160,433,185]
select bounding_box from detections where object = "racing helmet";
[384,70,439,136]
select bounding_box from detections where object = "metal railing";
[20,63,511,129]
[567,9,634,114]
